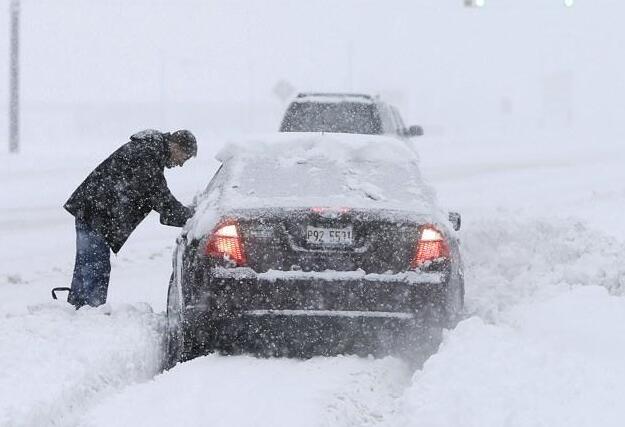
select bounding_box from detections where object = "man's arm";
[151,173,194,227]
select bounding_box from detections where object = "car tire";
[397,320,442,369]
[444,274,465,329]
[164,275,193,369]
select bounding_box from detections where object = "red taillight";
[411,225,449,269]
[205,221,246,266]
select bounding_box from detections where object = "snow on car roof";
[290,94,376,104]
[187,132,442,239]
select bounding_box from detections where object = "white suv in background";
[279,93,423,138]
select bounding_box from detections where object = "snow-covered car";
[165,133,462,366]
[280,92,424,138]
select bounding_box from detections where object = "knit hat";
[169,130,197,157]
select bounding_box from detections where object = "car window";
[391,107,406,134]
[202,164,224,196]
[377,103,396,135]
[280,102,383,134]
[223,156,432,211]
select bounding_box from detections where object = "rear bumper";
[186,267,449,323]
[183,267,450,356]
[190,312,441,357]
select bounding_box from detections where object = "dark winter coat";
[64,131,192,253]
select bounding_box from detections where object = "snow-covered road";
[1,135,625,426]
[83,355,411,427]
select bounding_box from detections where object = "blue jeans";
[68,219,111,308]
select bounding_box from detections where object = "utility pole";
[9,0,20,154]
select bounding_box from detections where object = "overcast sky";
[0,0,623,149]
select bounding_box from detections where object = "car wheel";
[397,320,442,369]
[444,274,465,328]
[165,275,191,369]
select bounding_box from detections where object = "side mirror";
[449,212,461,231]
[405,125,424,137]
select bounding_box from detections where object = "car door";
[377,102,397,135]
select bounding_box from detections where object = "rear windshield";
[280,102,383,135]
[222,157,431,211]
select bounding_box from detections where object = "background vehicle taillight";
[411,225,450,269]
[205,222,246,266]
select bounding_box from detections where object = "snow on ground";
[81,355,410,427]
[394,286,625,427]
[1,132,625,426]
[463,216,625,319]
[0,304,162,427]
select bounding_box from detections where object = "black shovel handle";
[51,287,71,301]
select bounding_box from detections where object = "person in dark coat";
[64,129,197,308]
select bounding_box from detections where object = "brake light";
[411,225,449,268]
[205,221,246,266]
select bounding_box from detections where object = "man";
[64,129,197,308]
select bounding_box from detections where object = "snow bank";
[462,217,625,318]
[81,355,410,427]
[0,303,163,427]
[394,286,625,427]
[380,215,625,427]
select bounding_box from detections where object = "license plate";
[306,226,353,245]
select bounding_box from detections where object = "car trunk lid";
[232,207,425,274]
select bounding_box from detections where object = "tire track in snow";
[80,355,412,427]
